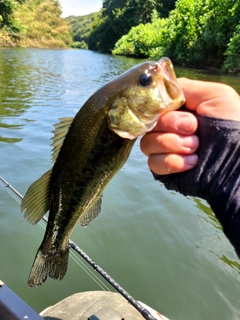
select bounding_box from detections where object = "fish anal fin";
[51,117,74,163]
[21,169,52,225]
[79,196,102,227]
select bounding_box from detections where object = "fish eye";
[139,73,152,86]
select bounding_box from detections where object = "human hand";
[140,78,240,175]
[141,78,240,257]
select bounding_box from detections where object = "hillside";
[0,0,72,48]
[1,0,239,73]
[66,13,99,49]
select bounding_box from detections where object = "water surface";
[0,48,240,320]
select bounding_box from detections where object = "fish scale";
[21,57,185,287]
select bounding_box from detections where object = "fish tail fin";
[28,245,69,287]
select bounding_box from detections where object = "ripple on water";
[0,48,240,319]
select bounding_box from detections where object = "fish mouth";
[155,58,186,112]
[108,58,185,140]
[135,58,186,135]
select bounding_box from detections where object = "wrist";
[153,114,240,257]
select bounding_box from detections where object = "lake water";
[0,48,240,320]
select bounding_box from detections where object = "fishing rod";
[0,176,110,292]
[0,175,159,320]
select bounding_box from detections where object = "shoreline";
[0,40,238,76]
[0,31,69,49]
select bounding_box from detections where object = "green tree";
[112,0,240,72]
[202,0,240,66]
[157,0,176,17]
[113,11,167,57]
[0,0,72,48]
[88,0,158,52]
[223,2,240,73]
[66,12,98,48]
[13,0,72,47]
[0,0,23,30]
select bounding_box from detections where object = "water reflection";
[0,49,141,143]
[220,254,240,274]
[1,48,240,319]
[175,65,240,93]
[194,198,222,230]
[194,197,240,276]
[0,49,39,142]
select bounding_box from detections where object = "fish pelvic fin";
[21,169,52,225]
[79,196,102,227]
[28,245,69,287]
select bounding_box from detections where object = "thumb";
[177,78,240,120]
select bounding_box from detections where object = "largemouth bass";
[21,57,185,287]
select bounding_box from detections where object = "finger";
[177,78,240,120]
[140,132,199,156]
[148,153,199,175]
[153,110,198,135]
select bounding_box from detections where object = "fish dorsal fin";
[51,117,74,163]
[79,196,102,227]
[21,169,52,225]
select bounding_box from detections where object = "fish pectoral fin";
[21,169,52,225]
[79,196,102,227]
[51,117,74,163]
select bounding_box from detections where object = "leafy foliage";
[0,0,24,31]
[88,0,174,53]
[113,11,167,58]
[66,12,98,49]
[1,0,239,73]
[223,24,240,73]
[0,0,72,47]
[67,0,176,52]
[158,0,176,17]
[70,41,88,49]
[112,0,240,73]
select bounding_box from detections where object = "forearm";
[153,114,240,257]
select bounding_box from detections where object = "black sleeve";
[153,114,240,258]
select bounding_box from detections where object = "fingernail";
[176,116,195,132]
[180,135,198,150]
[185,154,198,166]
